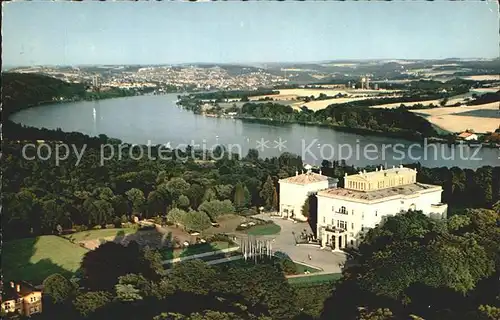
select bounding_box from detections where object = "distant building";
[278,165,337,221]
[1,281,43,317]
[316,166,447,251]
[457,131,478,141]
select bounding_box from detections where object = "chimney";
[16,284,20,293]
[392,165,395,169]
[295,170,298,176]
[344,173,348,177]
[319,169,322,175]
[400,164,403,168]
[10,281,14,288]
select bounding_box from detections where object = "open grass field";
[202,214,247,236]
[161,241,237,260]
[294,262,322,274]
[409,102,499,133]
[65,228,137,242]
[245,222,281,236]
[3,236,88,284]
[287,273,342,285]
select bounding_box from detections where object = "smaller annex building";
[278,165,338,221]
[1,281,43,317]
[316,165,447,251]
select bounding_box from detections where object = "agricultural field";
[3,236,89,284]
[460,75,500,81]
[370,97,466,109]
[410,102,500,133]
[471,87,500,93]
[296,95,399,111]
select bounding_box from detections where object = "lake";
[10,94,499,169]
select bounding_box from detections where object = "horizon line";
[4,56,499,69]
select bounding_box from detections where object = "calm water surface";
[10,94,499,169]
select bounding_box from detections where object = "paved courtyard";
[246,213,346,273]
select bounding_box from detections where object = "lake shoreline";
[196,111,500,150]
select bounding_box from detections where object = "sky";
[2,1,499,67]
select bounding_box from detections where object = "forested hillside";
[2,72,87,116]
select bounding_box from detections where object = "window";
[331,206,334,212]
[351,223,354,230]
[34,306,39,312]
[351,210,354,215]
[337,220,347,230]
[375,210,378,217]
[323,217,325,223]
[339,206,347,214]
[331,219,334,225]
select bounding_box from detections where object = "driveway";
[243,213,346,273]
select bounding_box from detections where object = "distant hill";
[1,72,87,117]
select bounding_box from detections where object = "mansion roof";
[2,281,39,301]
[317,183,442,202]
[347,166,416,183]
[279,172,330,185]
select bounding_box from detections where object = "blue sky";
[2,1,499,66]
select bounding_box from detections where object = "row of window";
[347,181,367,190]
[29,306,40,314]
[323,217,355,231]
[332,206,348,214]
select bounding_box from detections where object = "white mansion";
[317,166,447,250]
[279,165,448,251]
[278,165,337,221]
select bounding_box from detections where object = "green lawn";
[288,273,342,285]
[246,223,281,236]
[3,236,89,284]
[65,228,136,242]
[294,262,322,274]
[162,241,237,260]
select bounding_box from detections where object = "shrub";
[240,208,258,216]
[139,224,155,231]
[75,225,88,232]
[113,217,122,228]
[152,216,164,225]
[121,222,137,229]
[105,224,115,229]
[209,233,233,243]
[198,199,235,220]
[92,225,102,230]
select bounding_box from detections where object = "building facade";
[1,281,43,317]
[316,166,447,250]
[278,168,337,221]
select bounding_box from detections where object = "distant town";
[7,58,499,94]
